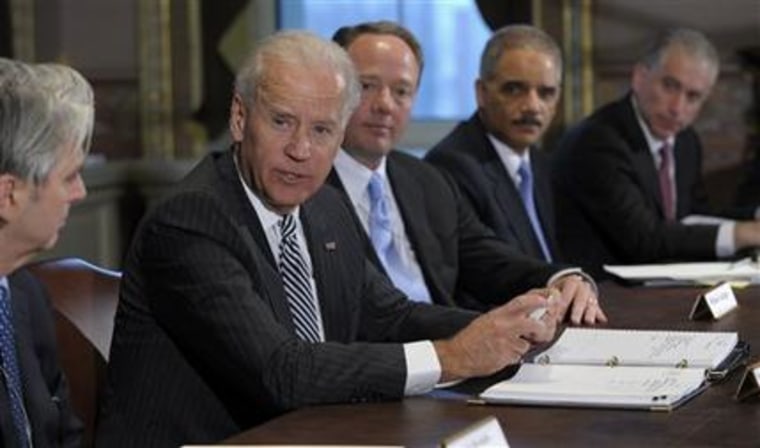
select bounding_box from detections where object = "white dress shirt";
[487,133,533,189]
[333,149,432,303]
[236,152,441,395]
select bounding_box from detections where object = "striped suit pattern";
[96,149,475,447]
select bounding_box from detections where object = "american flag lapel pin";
[324,241,337,251]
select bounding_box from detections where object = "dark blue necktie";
[279,214,321,342]
[367,172,431,303]
[517,160,553,262]
[0,284,31,447]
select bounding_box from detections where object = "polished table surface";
[225,282,760,447]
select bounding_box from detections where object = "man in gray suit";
[98,31,559,447]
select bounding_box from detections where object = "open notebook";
[479,328,746,411]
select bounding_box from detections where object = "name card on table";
[689,282,738,320]
[441,416,509,448]
[735,361,760,401]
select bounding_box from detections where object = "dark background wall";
[2,0,758,267]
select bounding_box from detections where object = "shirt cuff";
[716,221,736,258]
[403,340,441,396]
[546,268,598,296]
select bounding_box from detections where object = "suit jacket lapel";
[475,131,544,258]
[216,150,293,331]
[531,154,558,256]
[9,281,32,392]
[672,136,689,217]
[299,195,347,341]
[483,154,543,257]
[619,98,665,217]
[326,169,385,270]
[385,154,447,304]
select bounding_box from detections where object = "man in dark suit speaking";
[0,58,91,447]
[97,31,560,447]
[552,28,760,273]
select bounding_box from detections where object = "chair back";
[26,257,121,448]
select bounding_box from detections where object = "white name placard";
[441,416,510,448]
[735,361,760,401]
[690,282,738,320]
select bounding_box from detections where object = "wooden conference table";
[225,282,760,447]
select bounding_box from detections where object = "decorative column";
[735,47,760,207]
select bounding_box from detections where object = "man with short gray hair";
[0,57,92,447]
[551,28,760,272]
[98,30,559,447]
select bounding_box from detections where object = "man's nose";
[371,86,394,113]
[285,126,312,160]
[71,174,87,202]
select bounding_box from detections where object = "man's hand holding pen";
[434,289,557,383]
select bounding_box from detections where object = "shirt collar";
[486,133,531,184]
[631,95,675,156]
[234,151,300,233]
[334,149,389,205]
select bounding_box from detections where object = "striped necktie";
[0,284,31,447]
[517,160,553,262]
[278,214,321,342]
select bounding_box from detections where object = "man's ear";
[475,79,486,109]
[631,63,647,94]
[0,174,25,221]
[229,93,247,142]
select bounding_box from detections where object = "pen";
[528,288,559,321]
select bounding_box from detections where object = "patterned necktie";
[658,143,676,221]
[367,173,431,303]
[517,160,553,262]
[278,214,321,342]
[0,284,31,447]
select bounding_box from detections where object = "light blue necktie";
[367,173,431,303]
[517,160,553,262]
[278,214,321,342]
[0,284,31,447]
